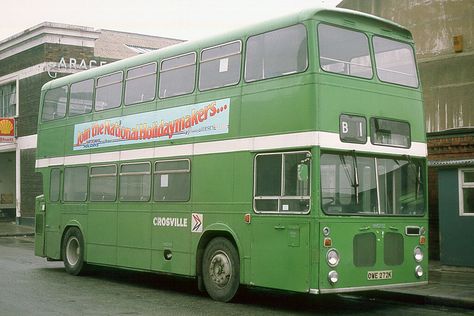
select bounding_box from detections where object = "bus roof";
[41,7,413,91]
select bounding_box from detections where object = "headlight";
[414,246,423,262]
[415,265,423,278]
[328,270,339,284]
[327,249,340,267]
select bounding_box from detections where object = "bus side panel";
[86,202,118,266]
[117,202,152,270]
[250,216,311,292]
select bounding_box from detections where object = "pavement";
[0,221,473,310]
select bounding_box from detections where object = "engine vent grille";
[384,232,404,266]
[353,232,376,267]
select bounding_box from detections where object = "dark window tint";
[42,86,68,121]
[95,72,123,111]
[64,166,88,202]
[125,63,157,105]
[159,53,196,98]
[245,24,308,82]
[69,79,93,116]
[318,24,372,79]
[154,160,190,201]
[199,41,241,91]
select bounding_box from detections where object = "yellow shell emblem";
[0,119,14,135]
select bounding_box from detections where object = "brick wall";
[428,135,474,161]
[17,73,50,137]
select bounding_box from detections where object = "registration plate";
[367,270,392,280]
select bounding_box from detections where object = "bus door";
[250,152,311,292]
[44,168,62,259]
[116,162,153,270]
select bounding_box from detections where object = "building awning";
[429,159,474,167]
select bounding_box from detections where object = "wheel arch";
[60,220,86,261]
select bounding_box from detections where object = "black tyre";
[202,237,240,302]
[62,227,86,275]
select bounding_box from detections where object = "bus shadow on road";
[43,264,398,314]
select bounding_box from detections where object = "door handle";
[274,225,285,230]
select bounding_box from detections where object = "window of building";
[373,36,419,88]
[125,63,157,105]
[318,24,372,79]
[50,168,61,202]
[159,53,196,98]
[154,159,190,201]
[254,151,311,213]
[0,82,17,117]
[199,41,241,91]
[95,72,123,111]
[69,79,94,116]
[90,165,117,201]
[119,162,151,201]
[42,85,68,121]
[245,24,308,82]
[64,166,88,202]
[459,169,474,216]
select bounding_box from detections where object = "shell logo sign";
[0,118,15,143]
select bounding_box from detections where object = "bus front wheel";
[202,237,240,302]
[62,227,86,276]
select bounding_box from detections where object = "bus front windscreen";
[320,153,425,216]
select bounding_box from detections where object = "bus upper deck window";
[199,41,241,91]
[159,53,196,98]
[95,72,123,111]
[42,85,68,121]
[318,24,372,79]
[69,79,93,116]
[245,24,308,82]
[125,63,157,105]
[373,36,419,88]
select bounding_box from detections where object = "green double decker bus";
[34,7,428,302]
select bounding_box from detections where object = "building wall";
[438,168,474,267]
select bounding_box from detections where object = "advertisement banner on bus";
[73,98,230,150]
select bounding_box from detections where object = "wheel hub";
[209,251,232,288]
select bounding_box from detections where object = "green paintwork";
[34,7,428,295]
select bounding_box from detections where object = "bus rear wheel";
[62,227,86,276]
[202,237,240,302]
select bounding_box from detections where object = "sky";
[1,0,342,42]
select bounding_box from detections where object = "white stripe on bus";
[35,131,427,168]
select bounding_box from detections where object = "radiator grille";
[353,232,376,267]
[384,232,404,266]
